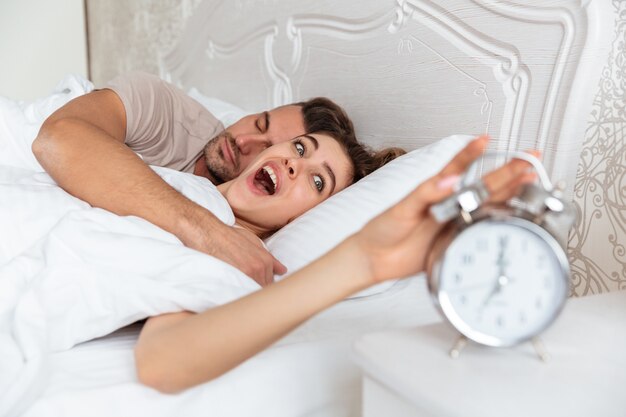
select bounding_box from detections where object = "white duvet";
[0,76,444,417]
[0,76,262,416]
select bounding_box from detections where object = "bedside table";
[354,290,626,417]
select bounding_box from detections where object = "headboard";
[160,0,614,199]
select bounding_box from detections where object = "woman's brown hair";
[328,135,406,184]
[295,97,405,183]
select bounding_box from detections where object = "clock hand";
[482,274,514,308]
[496,235,509,276]
[482,275,503,307]
[446,282,499,293]
[482,235,513,307]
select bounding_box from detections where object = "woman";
[217,131,401,240]
[135,135,537,393]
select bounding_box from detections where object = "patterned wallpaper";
[568,0,626,296]
[86,0,625,297]
[86,0,202,86]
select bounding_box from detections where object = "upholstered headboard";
[160,0,614,200]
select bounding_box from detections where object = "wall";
[0,0,88,101]
[567,0,626,295]
[85,0,625,296]
[86,0,201,87]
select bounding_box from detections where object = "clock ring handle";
[430,151,553,224]
[461,151,553,192]
[430,179,490,223]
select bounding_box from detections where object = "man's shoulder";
[106,71,181,98]
[104,72,224,173]
[105,71,220,124]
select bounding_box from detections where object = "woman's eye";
[294,141,305,156]
[313,175,324,192]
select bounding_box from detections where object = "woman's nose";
[283,158,298,177]
[235,134,270,155]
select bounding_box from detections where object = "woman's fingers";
[488,172,535,202]
[482,150,540,202]
[398,135,540,218]
[402,135,490,214]
[438,135,490,178]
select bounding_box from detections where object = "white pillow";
[183,89,472,298]
[187,88,250,127]
[265,134,473,298]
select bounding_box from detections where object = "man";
[32,72,356,286]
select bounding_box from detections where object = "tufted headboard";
[160,0,614,200]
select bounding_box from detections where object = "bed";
[0,0,615,416]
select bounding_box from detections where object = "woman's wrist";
[330,234,378,289]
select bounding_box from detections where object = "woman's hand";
[353,135,538,284]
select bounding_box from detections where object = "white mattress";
[20,277,441,417]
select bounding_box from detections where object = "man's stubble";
[202,131,241,184]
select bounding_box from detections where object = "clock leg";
[531,337,550,362]
[449,335,468,359]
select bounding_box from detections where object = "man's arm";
[32,90,285,284]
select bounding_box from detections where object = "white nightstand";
[354,290,626,417]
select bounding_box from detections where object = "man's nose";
[235,134,270,155]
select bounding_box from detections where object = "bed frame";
[160,0,614,199]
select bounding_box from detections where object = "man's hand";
[176,213,287,286]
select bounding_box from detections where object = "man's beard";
[203,131,240,184]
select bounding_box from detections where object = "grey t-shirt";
[105,72,225,173]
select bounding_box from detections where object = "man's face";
[197,105,306,184]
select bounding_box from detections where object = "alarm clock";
[427,152,576,356]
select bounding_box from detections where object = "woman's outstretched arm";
[135,136,537,393]
[135,235,371,393]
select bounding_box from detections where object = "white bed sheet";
[21,277,441,417]
[0,75,444,416]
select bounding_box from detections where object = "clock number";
[496,315,505,328]
[544,276,551,289]
[476,313,483,323]
[537,254,546,268]
[462,254,474,265]
[521,239,528,253]
[535,297,543,310]
[455,273,463,285]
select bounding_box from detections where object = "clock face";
[435,218,569,346]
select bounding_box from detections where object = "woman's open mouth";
[253,165,278,195]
